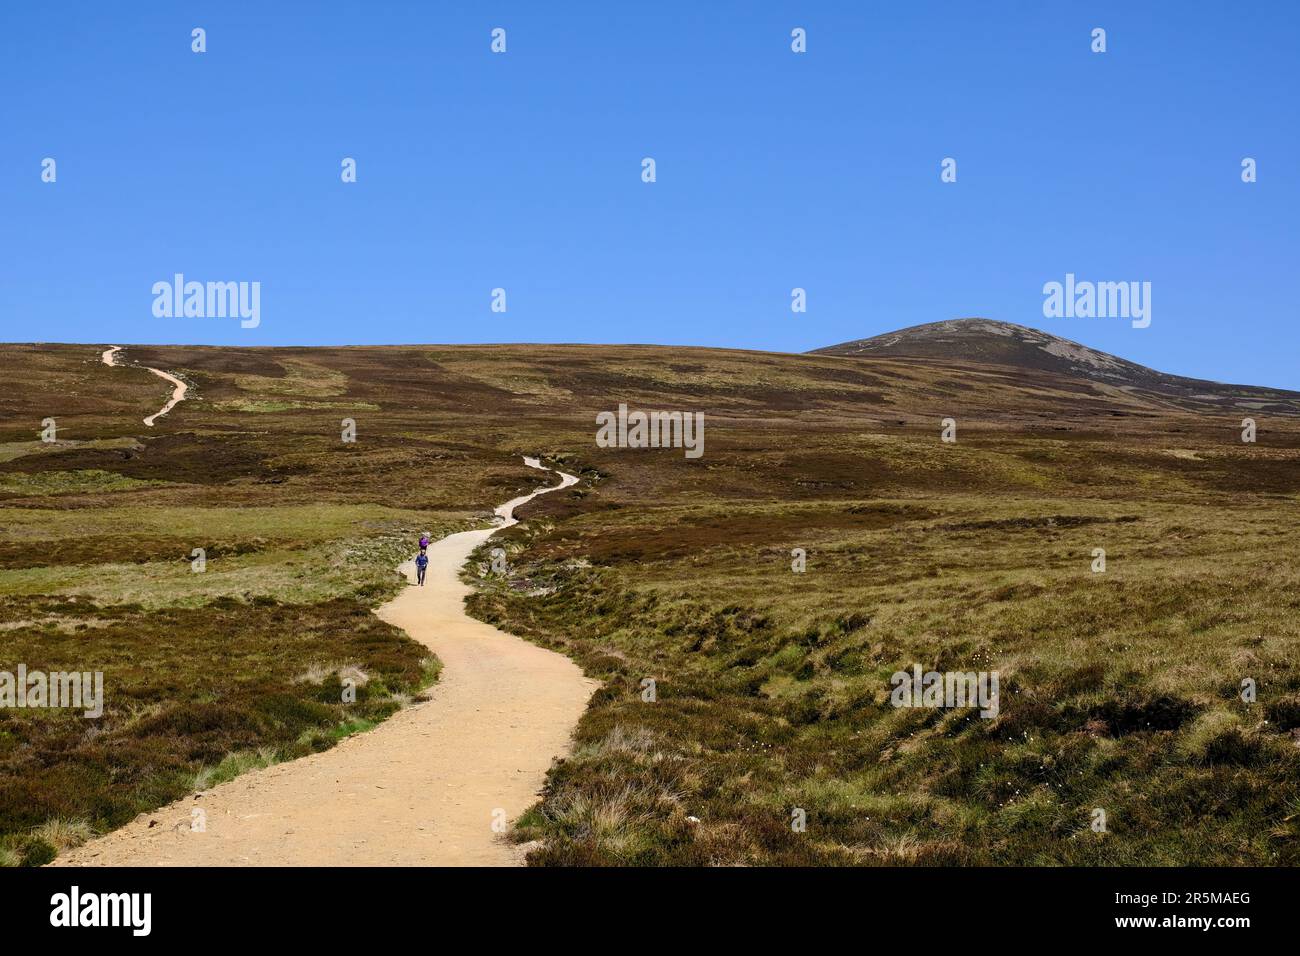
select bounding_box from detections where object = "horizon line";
[7,328,1297,395]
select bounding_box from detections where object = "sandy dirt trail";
[57,458,596,866]
[102,345,188,426]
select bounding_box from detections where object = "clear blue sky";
[2,2,1296,387]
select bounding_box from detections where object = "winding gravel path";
[55,458,595,867]
[101,345,188,426]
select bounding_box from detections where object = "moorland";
[3,319,1299,865]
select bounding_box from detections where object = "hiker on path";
[416,550,429,586]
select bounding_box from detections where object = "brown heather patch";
[0,593,433,865]
[0,535,272,570]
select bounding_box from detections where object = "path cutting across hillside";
[102,345,188,426]
[56,458,595,866]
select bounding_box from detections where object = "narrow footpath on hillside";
[56,458,596,866]
[102,345,188,426]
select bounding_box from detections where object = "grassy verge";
[0,481,471,866]
[0,593,444,866]
[469,488,1300,865]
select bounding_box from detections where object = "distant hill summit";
[813,318,1300,414]
[813,319,1156,384]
